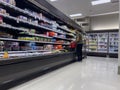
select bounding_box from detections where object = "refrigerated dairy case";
[86,30,118,58]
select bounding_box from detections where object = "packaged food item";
[48,32,56,37]
[0,16,3,24]
[44,45,53,51]
[56,40,64,44]
[0,32,13,38]
[54,45,63,50]
[29,29,36,34]
[26,42,36,50]
[4,0,16,6]
[18,15,28,21]
[18,37,35,41]
[3,51,9,59]
[32,20,38,25]
[0,41,4,51]
[0,8,6,14]
[11,42,19,51]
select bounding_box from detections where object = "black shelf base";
[87,52,118,58]
[0,52,75,89]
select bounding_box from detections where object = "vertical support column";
[118,0,120,74]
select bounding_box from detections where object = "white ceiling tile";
[46,0,119,18]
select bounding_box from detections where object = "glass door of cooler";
[88,33,98,52]
[97,33,108,53]
[109,32,118,53]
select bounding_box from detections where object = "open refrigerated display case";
[0,0,85,89]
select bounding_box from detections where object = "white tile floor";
[10,57,120,90]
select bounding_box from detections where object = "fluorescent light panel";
[91,0,111,5]
[70,13,82,17]
[50,0,57,2]
[90,11,119,17]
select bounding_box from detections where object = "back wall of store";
[90,13,119,30]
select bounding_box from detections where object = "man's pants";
[76,44,83,61]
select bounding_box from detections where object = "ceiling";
[46,0,119,18]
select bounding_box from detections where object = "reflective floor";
[10,57,120,90]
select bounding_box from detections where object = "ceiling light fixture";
[70,13,82,17]
[91,0,111,5]
[90,11,119,17]
[49,0,57,2]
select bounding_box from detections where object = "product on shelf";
[44,45,53,51]
[29,29,36,34]
[54,45,63,49]
[48,32,57,37]
[18,37,35,41]
[18,15,28,21]
[55,40,64,44]
[57,29,65,33]
[2,0,16,6]
[18,36,51,42]
[51,21,58,29]
[58,35,66,38]
[0,16,3,24]
[3,51,9,58]
[0,41,4,51]
[0,32,13,38]
[0,8,7,14]
[26,42,36,50]
[24,8,52,24]
[60,25,70,31]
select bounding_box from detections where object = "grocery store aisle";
[10,57,120,90]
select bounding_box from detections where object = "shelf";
[27,33,52,39]
[109,52,118,54]
[97,51,107,53]
[0,1,80,34]
[53,36,72,41]
[0,50,50,54]
[67,33,75,36]
[0,38,69,45]
[57,26,75,34]
[0,37,50,43]
[88,51,98,53]
[0,1,51,24]
[0,24,52,39]
[0,13,65,35]
[0,24,73,41]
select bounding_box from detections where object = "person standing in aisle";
[76,30,83,61]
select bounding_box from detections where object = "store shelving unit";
[86,30,118,57]
[0,0,76,53]
[0,0,84,89]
